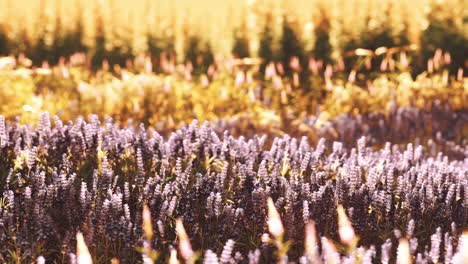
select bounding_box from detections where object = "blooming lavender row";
[311,101,467,153]
[214,101,467,160]
[0,113,466,263]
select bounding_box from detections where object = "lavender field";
[0,0,467,263]
[0,108,466,263]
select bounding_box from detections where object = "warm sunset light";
[0,0,466,263]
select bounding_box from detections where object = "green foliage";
[420,2,468,73]
[58,6,87,58]
[312,8,333,65]
[0,3,465,72]
[258,15,275,73]
[185,35,214,74]
[13,29,33,57]
[147,34,175,61]
[232,27,250,58]
[0,24,9,56]
[91,10,106,70]
[279,17,304,74]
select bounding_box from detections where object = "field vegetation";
[0,0,466,263]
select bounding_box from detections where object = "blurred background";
[0,0,466,140]
[0,0,466,70]
[0,2,466,263]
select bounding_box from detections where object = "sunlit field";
[0,0,467,263]
[0,0,466,65]
[0,0,442,55]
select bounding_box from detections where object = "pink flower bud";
[142,205,153,242]
[337,205,356,245]
[396,238,411,264]
[267,197,284,238]
[380,58,388,72]
[290,56,301,72]
[348,70,356,83]
[324,65,333,79]
[427,59,434,74]
[176,218,194,261]
[400,52,408,69]
[76,232,93,264]
[169,248,180,264]
[265,62,277,79]
[235,71,245,87]
[305,221,319,261]
[309,58,318,75]
[443,52,451,65]
[457,68,463,81]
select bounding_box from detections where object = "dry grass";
[0,0,465,59]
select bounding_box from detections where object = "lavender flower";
[220,239,235,263]
[0,114,464,263]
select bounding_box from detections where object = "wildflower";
[235,71,245,87]
[337,205,356,246]
[204,250,219,264]
[142,205,153,242]
[169,248,180,264]
[267,197,284,239]
[220,239,235,263]
[37,256,46,264]
[304,221,319,262]
[348,70,356,83]
[76,233,92,264]
[451,232,467,264]
[176,218,194,261]
[396,238,411,264]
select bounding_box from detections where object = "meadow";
[0,0,466,70]
[0,0,467,263]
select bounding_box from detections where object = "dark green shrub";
[279,16,304,75]
[0,24,9,55]
[232,26,250,58]
[312,8,333,65]
[184,35,214,74]
[258,14,275,74]
[420,2,467,73]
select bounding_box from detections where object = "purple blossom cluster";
[0,112,466,263]
[212,102,467,160]
[308,101,467,155]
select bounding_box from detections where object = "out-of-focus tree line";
[0,0,465,74]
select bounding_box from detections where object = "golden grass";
[0,0,465,59]
[0,52,465,134]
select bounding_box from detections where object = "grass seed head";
[76,232,93,264]
[169,248,180,264]
[267,197,284,239]
[143,205,154,242]
[337,205,356,246]
[176,218,194,261]
[452,231,468,264]
[396,238,411,264]
[305,221,319,262]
